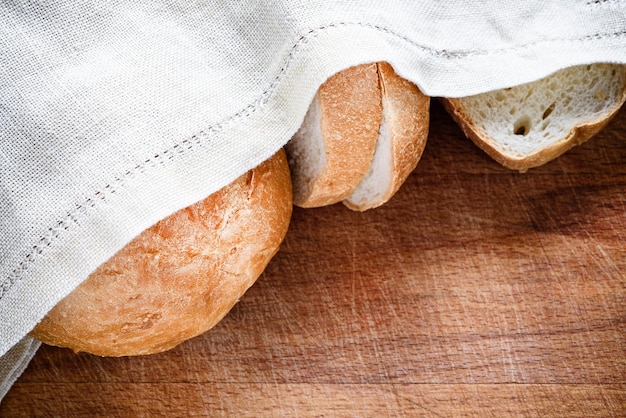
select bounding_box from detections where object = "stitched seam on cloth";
[2,21,626,300]
[586,0,622,5]
[354,22,626,59]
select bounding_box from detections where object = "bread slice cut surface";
[442,64,626,171]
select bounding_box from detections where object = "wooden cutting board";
[2,102,625,417]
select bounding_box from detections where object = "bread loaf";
[30,150,293,357]
[441,64,626,171]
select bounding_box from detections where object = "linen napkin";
[2,0,625,401]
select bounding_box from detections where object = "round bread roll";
[30,150,292,357]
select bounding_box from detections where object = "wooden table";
[2,102,625,417]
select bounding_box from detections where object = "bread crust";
[343,62,430,211]
[287,63,382,207]
[441,65,626,172]
[30,150,293,357]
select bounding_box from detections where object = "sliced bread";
[441,64,626,171]
[343,62,430,211]
[286,63,382,208]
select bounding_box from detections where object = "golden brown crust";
[441,66,626,172]
[383,63,429,191]
[30,150,292,357]
[343,62,430,211]
[292,63,382,207]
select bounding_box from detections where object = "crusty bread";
[343,62,430,211]
[30,150,292,357]
[441,64,626,171]
[286,63,382,208]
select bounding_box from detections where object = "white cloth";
[1,0,625,401]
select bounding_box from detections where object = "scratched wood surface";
[2,102,625,417]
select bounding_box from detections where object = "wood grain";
[5,383,625,417]
[1,101,625,417]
